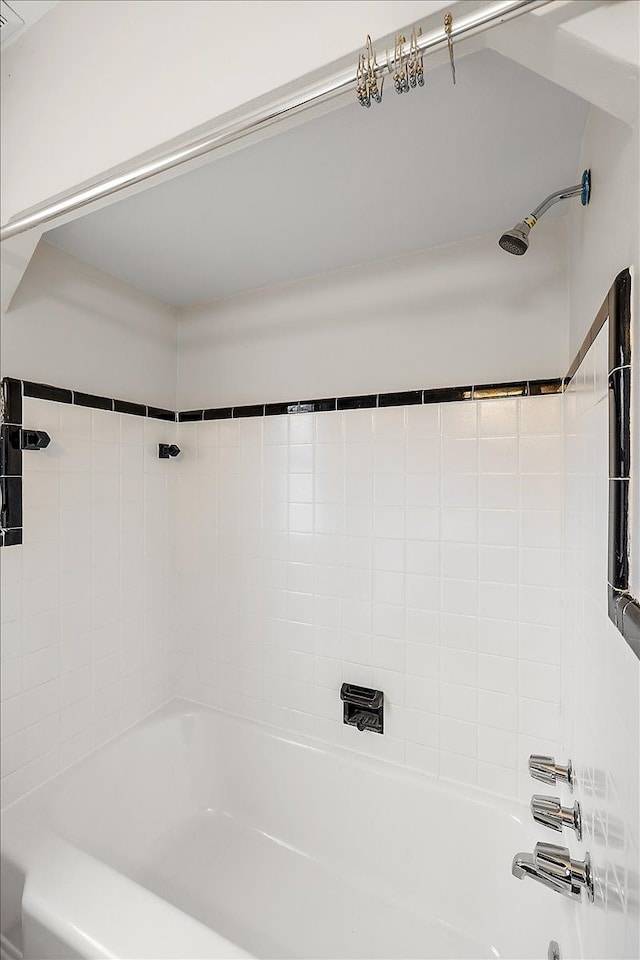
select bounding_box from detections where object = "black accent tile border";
[565,268,639,659]
[265,402,293,417]
[474,382,526,400]
[0,476,22,529]
[114,399,147,417]
[0,378,23,547]
[147,406,176,422]
[1,374,565,548]
[424,385,473,404]
[178,410,204,422]
[528,378,564,397]
[300,399,338,413]
[233,404,265,418]
[2,378,22,424]
[2,528,22,547]
[204,407,233,421]
[73,391,113,411]
[0,425,22,477]
[177,379,564,421]
[337,394,377,411]
[379,390,422,407]
[24,381,72,404]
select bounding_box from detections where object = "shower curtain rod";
[0,0,552,243]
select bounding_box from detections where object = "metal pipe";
[1,0,553,242]
[531,182,582,221]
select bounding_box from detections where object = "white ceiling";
[45,49,589,308]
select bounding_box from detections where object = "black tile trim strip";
[0,378,23,547]
[337,395,377,410]
[2,378,22,424]
[424,386,473,404]
[0,374,565,549]
[379,390,422,407]
[1,528,22,547]
[233,403,265,418]
[147,406,176,421]
[73,391,113,411]
[178,410,204,422]
[204,407,233,420]
[24,381,72,404]
[114,399,147,417]
[177,381,563,420]
[565,267,639,659]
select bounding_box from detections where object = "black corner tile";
[0,476,22,530]
[621,598,640,656]
[609,367,631,479]
[2,528,22,547]
[265,402,293,417]
[178,410,204,422]
[378,390,422,407]
[474,381,527,400]
[0,425,22,476]
[609,268,632,372]
[337,394,377,411]
[147,406,176,422]
[527,378,564,397]
[608,479,629,591]
[114,399,147,417]
[23,381,72,404]
[203,407,233,421]
[2,378,22,424]
[608,585,620,626]
[233,404,265,418]
[73,391,113,411]
[423,386,472,404]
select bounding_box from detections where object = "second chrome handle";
[531,795,582,839]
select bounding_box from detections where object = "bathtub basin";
[1,699,580,959]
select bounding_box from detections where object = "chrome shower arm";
[530,183,583,222]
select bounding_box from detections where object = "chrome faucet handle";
[528,754,574,791]
[531,795,582,839]
[534,842,594,902]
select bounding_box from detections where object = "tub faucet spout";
[511,843,594,902]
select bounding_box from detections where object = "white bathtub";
[1,700,581,959]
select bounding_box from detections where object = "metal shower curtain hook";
[366,35,383,104]
[444,12,456,85]
[416,26,425,86]
[356,53,370,107]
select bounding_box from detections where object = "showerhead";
[498,221,531,256]
[499,169,591,256]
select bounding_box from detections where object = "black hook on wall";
[158,443,180,459]
[21,429,51,450]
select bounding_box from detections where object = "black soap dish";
[340,683,384,734]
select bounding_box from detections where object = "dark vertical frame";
[604,269,640,655]
[0,378,23,546]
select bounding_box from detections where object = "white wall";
[0,400,176,808]
[178,219,569,410]
[174,393,564,801]
[562,324,639,959]
[1,242,178,409]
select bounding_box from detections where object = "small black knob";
[21,429,51,450]
[158,443,181,459]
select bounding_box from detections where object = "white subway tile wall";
[563,326,640,959]
[174,395,564,797]
[0,399,175,807]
